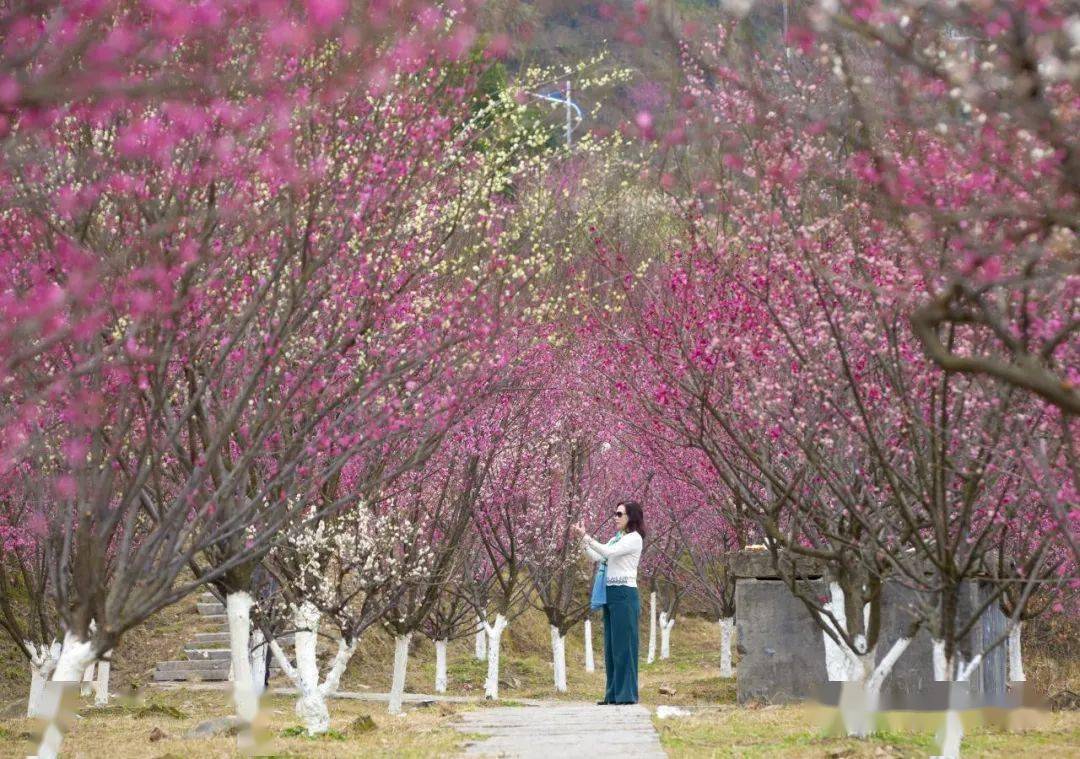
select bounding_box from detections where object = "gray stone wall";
[733,558,1007,705]
[735,577,827,703]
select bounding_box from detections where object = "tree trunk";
[250,629,267,698]
[931,639,981,758]
[28,662,52,720]
[550,626,567,692]
[93,652,111,706]
[388,633,412,715]
[435,639,449,693]
[80,662,95,697]
[719,616,735,678]
[483,614,507,700]
[268,632,356,737]
[474,613,487,661]
[647,591,657,664]
[932,638,951,681]
[1007,622,1025,682]
[937,709,965,759]
[26,640,62,719]
[292,601,329,735]
[36,631,96,759]
[584,618,595,673]
[820,582,852,681]
[837,636,913,738]
[226,591,258,735]
[319,638,355,698]
[659,612,674,660]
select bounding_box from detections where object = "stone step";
[152,664,283,682]
[198,592,218,603]
[183,647,288,663]
[187,632,295,648]
[184,647,232,661]
[197,614,227,625]
[191,631,230,645]
[153,668,230,682]
[197,602,226,616]
[157,659,230,672]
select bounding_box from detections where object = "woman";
[574,501,645,705]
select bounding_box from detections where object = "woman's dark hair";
[619,500,646,539]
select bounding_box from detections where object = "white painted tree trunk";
[434,639,449,693]
[226,590,258,749]
[26,640,62,718]
[80,662,95,697]
[836,636,913,738]
[319,638,355,697]
[812,584,914,739]
[550,626,567,692]
[1007,622,1025,682]
[584,619,595,673]
[647,591,657,664]
[483,614,508,700]
[719,616,735,678]
[659,612,675,660]
[250,629,267,697]
[475,613,487,661]
[36,631,97,759]
[932,639,949,681]
[820,582,852,681]
[269,633,356,737]
[93,652,111,706]
[936,709,965,759]
[931,639,981,758]
[28,664,52,719]
[388,633,413,715]
[292,601,329,734]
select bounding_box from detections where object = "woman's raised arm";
[582,531,641,559]
[583,541,604,562]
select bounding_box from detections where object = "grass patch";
[280,725,347,740]
[82,701,189,720]
[447,656,487,682]
[0,689,468,759]
[349,714,377,733]
[653,704,1080,757]
[686,676,738,703]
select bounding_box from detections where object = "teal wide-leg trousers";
[602,585,640,704]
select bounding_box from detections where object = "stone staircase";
[153,593,232,682]
[153,592,287,683]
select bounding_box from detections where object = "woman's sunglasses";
[614,509,626,517]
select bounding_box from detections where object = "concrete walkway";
[454,701,666,758]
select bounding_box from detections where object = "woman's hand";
[571,522,587,539]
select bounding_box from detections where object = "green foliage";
[279,725,347,740]
[82,700,189,719]
[349,714,376,734]
[447,655,488,682]
[470,60,560,163]
[475,60,508,110]
[135,702,189,720]
[686,676,738,703]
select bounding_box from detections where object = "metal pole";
[783,1,790,60]
[565,81,572,147]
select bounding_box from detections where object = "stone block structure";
[732,550,1007,706]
